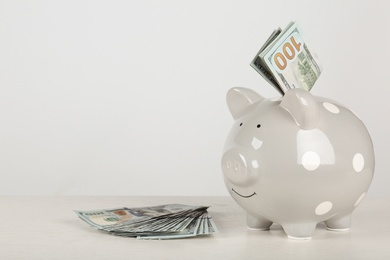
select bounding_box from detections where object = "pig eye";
[239,123,243,126]
[257,124,261,128]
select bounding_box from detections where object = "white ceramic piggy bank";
[221,87,375,239]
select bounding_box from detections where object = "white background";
[1,0,389,197]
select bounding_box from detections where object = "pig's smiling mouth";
[232,188,257,198]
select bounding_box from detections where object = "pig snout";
[221,147,259,185]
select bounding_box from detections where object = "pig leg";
[282,222,317,239]
[246,213,273,230]
[325,213,352,231]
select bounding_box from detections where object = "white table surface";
[0,196,389,260]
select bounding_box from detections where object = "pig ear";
[226,87,264,119]
[280,88,319,129]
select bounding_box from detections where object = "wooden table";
[1,196,389,259]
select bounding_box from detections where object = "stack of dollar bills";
[75,204,217,240]
[251,21,322,94]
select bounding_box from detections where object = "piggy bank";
[221,87,374,239]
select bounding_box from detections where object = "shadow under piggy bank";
[221,87,375,239]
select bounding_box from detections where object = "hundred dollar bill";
[75,204,217,239]
[250,28,283,94]
[136,217,201,240]
[104,205,208,232]
[75,204,204,230]
[137,214,218,240]
[74,207,138,230]
[251,21,322,94]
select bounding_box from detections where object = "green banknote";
[75,204,217,239]
[251,21,322,94]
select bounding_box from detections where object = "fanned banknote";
[75,204,218,240]
[251,21,322,94]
